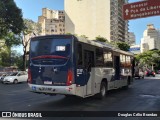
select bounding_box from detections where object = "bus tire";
[96,81,107,99]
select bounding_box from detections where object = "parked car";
[3,71,28,84]
[157,70,160,74]
[0,74,7,83]
[145,70,156,77]
[134,69,145,79]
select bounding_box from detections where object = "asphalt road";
[0,76,160,120]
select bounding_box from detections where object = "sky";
[13,0,160,53]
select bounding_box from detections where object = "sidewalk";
[145,74,160,79]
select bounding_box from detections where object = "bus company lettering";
[28,113,42,117]
[11,112,42,118]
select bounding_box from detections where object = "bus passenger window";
[77,44,82,65]
[96,48,104,66]
[104,52,113,67]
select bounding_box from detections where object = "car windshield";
[10,72,18,76]
[2,74,6,77]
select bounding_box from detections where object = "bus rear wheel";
[96,82,107,99]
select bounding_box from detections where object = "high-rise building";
[141,24,160,53]
[128,32,136,45]
[38,8,65,35]
[65,0,129,42]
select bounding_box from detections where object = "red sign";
[123,0,160,20]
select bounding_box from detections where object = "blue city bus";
[28,35,134,99]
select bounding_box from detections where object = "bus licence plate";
[44,81,52,85]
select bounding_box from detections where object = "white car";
[134,69,145,79]
[3,71,28,84]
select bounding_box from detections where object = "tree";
[115,42,130,51]
[10,50,23,70]
[80,35,88,39]
[66,33,72,35]
[66,33,78,36]
[95,35,108,42]
[3,32,21,47]
[0,32,21,67]
[21,19,41,70]
[0,48,10,67]
[0,0,24,38]
[135,50,160,71]
[95,36,129,51]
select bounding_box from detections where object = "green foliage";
[66,33,72,35]
[3,32,21,47]
[95,36,129,51]
[15,55,23,70]
[115,42,130,51]
[0,0,24,38]
[80,35,88,39]
[135,50,160,70]
[0,49,10,67]
[23,19,41,35]
[21,19,41,70]
[95,35,108,42]
[66,33,78,36]
[0,32,21,67]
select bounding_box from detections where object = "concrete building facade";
[65,0,129,42]
[141,24,160,53]
[128,32,136,45]
[38,8,65,35]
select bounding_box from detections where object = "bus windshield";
[30,38,71,65]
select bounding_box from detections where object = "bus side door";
[84,50,94,95]
[76,42,94,96]
[113,55,121,88]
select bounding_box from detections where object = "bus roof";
[30,35,134,56]
[77,36,134,56]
